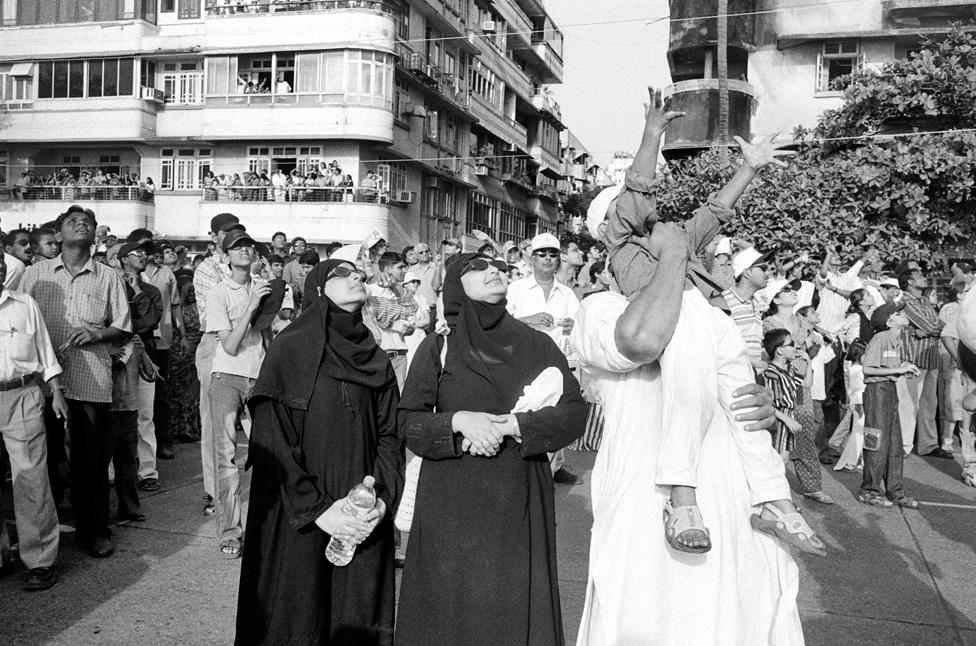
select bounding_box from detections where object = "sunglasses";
[533,250,560,258]
[327,265,366,280]
[460,257,508,276]
[778,286,794,293]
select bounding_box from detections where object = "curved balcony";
[1,98,158,142]
[0,189,153,232]
[204,0,399,16]
[661,79,756,157]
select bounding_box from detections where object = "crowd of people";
[201,164,385,203]
[8,168,155,202]
[1,87,976,645]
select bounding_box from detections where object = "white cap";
[403,269,423,285]
[330,244,361,263]
[731,247,769,279]
[585,183,625,239]
[530,232,561,254]
[879,276,900,289]
[714,236,732,257]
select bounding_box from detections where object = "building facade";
[662,0,976,157]
[0,0,568,249]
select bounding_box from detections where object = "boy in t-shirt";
[586,87,820,555]
[206,229,271,558]
[859,302,920,508]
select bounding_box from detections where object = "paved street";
[1,441,975,646]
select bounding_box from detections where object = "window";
[540,121,560,155]
[161,0,174,11]
[425,108,439,141]
[206,50,393,107]
[377,163,407,195]
[178,0,199,19]
[246,145,321,176]
[12,0,156,26]
[816,41,862,93]
[160,148,212,190]
[468,59,500,108]
[88,58,134,97]
[393,80,409,120]
[36,59,133,99]
[497,203,526,241]
[467,191,495,234]
[397,6,409,40]
[162,61,204,104]
[0,64,34,107]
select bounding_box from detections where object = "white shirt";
[3,253,25,291]
[0,289,62,383]
[505,274,580,346]
[816,260,864,335]
[206,277,267,379]
[366,283,409,352]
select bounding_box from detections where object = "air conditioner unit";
[425,177,441,188]
[404,103,428,118]
[482,20,496,33]
[393,190,416,204]
[140,86,165,104]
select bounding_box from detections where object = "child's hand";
[734,132,794,170]
[643,86,686,136]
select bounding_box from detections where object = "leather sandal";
[750,503,826,556]
[663,500,711,554]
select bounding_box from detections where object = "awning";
[9,63,33,77]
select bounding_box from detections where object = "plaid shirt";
[21,255,132,403]
[193,254,231,330]
[900,292,941,370]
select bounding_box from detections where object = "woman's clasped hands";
[452,411,517,457]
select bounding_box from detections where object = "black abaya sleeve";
[398,335,464,460]
[514,342,588,458]
[372,382,405,511]
[251,397,336,530]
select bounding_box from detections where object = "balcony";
[204,0,400,17]
[531,90,562,123]
[153,192,394,244]
[200,185,388,204]
[469,93,528,149]
[0,188,153,232]
[529,144,561,178]
[1,98,158,142]
[411,0,475,51]
[661,79,756,158]
[883,0,976,26]
[491,0,533,49]
[668,0,758,51]
[510,13,563,84]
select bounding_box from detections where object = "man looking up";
[366,251,415,390]
[411,242,439,331]
[722,248,770,374]
[556,239,586,300]
[193,212,245,516]
[270,231,288,259]
[282,237,307,293]
[21,206,132,558]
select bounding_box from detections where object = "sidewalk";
[1,444,975,645]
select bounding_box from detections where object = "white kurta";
[570,292,805,646]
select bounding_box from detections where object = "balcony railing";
[204,0,400,16]
[200,185,389,204]
[3,185,154,202]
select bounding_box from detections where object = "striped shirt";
[193,254,231,330]
[722,288,763,366]
[21,255,132,403]
[900,292,941,370]
[763,361,801,453]
[815,261,864,335]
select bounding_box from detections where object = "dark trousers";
[860,381,904,499]
[43,397,66,507]
[148,347,172,449]
[107,411,140,518]
[66,399,111,539]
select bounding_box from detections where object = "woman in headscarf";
[235,259,403,646]
[395,253,587,646]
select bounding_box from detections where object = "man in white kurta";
[571,288,804,646]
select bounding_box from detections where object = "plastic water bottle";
[325,475,377,567]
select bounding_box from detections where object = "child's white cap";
[585,183,625,240]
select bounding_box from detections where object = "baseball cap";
[585,184,625,239]
[118,240,153,258]
[502,240,517,253]
[879,276,900,289]
[714,236,732,257]
[209,213,243,234]
[250,279,287,331]
[220,229,257,253]
[402,269,423,285]
[870,300,906,331]
[732,248,770,279]
[530,232,561,254]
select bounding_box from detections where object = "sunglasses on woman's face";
[326,265,366,281]
[460,257,508,276]
[533,250,560,259]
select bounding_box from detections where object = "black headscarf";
[250,259,395,410]
[442,253,537,407]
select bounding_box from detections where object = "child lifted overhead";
[585,87,825,556]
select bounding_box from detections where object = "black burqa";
[235,260,403,646]
[395,254,587,646]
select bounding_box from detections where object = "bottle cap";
[363,475,375,488]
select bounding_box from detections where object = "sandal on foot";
[890,496,919,509]
[219,541,242,559]
[857,493,893,508]
[750,504,826,557]
[663,500,711,554]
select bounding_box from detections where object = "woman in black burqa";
[235,259,403,646]
[395,253,587,646]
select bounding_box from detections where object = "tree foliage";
[655,24,976,267]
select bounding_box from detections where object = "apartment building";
[0,0,567,249]
[662,0,975,157]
